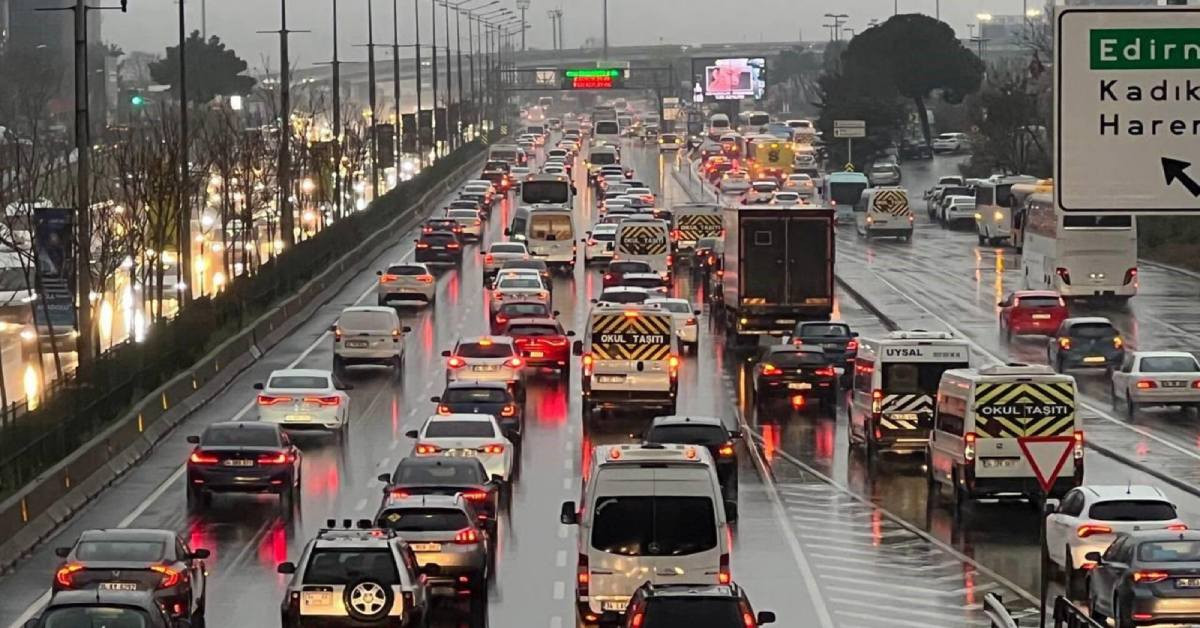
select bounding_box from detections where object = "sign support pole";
[1039,489,1049,628]
[847,137,853,165]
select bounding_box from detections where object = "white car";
[256,369,351,433]
[783,173,815,196]
[932,132,970,153]
[377,262,436,305]
[1045,485,1185,597]
[868,163,901,186]
[482,242,529,283]
[940,195,976,225]
[546,148,570,162]
[596,286,651,305]
[646,297,700,351]
[332,306,410,376]
[446,208,483,241]
[443,336,527,400]
[490,272,550,312]
[584,224,618,264]
[625,187,655,205]
[542,164,566,176]
[772,191,803,205]
[1110,351,1200,417]
[407,413,515,482]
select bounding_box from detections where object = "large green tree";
[815,72,908,170]
[839,14,984,145]
[149,31,255,104]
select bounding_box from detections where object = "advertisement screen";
[696,57,766,101]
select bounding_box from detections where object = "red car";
[998,290,1069,338]
[602,260,653,288]
[503,317,574,379]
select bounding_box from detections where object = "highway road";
[6,130,1200,627]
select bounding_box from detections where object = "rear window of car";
[498,278,542,290]
[456,342,515,358]
[499,303,549,318]
[506,324,559,337]
[645,424,728,446]
[767,350,827,367]
[1137,540,1200,562]
[623,276,666,288]
[303,549,399,586]
[202,426,280,447]
[502,260,547,271]
[752,183,776,192]
[378,508,470,532]
[338,311,395,330]
[591,496,717,556]
[422,233,456,244]
[590,151,618,165]
[386,265,427,276]
[443,388,510,404]
[882,362,969,395]
[268,375,330,389]
[651,301,692,314]
[1088,500,1177,521]
[797,324,850,338]
[642,599,742,626]
[1139,357,1200,373]
[1069,323,1118,338]
[599,291,648,304]
[43,608,152,628]
[448,209,477,218]
[491,244,525,254]
[394,461,485,484]
[610,261,651,274]
[75,540,165,561]
[1015,297,1061,309]
[592,231,616,241]
[425,420,496,438]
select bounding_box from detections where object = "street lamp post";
[443,0,453,148]
[430,0,439,157]
[332,0,343,218]
[516,0,529,51]
[602,0,608,60]
[178,0,192,303]
[391,0,402,173]
[367,0,380,199]
[414,0,423,164]
[824,13,848,42]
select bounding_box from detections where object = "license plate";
[597,375,625,383]
[529,351,544,358]
[1083,356,1107,363]
[411,543,443,552]
[823,343,841,350]
[302,591,332,605]
[1032,314,1052,320]
[223,459,254,467]
[888,413,920,422]
[446,449,474,457]
[788,382,813,390]
[983,458,1019,468]
[99,583,139,591]
[602,600,630,612]
[345,340,369,348]
[285,414,311,422]
[1162,381,1187,388]
[473,365,498,372]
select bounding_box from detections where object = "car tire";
[392,355,404,378]
[333,355,347,378]
[1126,396,1137,421]
[1001,320,1012,342]
[1055,355,1065,374]
[1115,596,1133,628]
[192,608,207,628]
[1110,383,1119,410]
[1065,546,1084,599]
[186,485,210,510]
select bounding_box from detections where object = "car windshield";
[426,420,496,438]
[498,278,542,290]
[394,461,485,484]
[303,549,399,586]
[610,261,651,274]
[882,362,970,395]
[642,599,743,626]
[499,304,548,318]
[75,540,166,561]
[378,508,470,532]
[752,183,776,192]
[386,265,427,276]
[202,426,279,447]
[645,424,728,446]
[1069,323,1117,338]
[592,231,616,241]
[442,388,509,404]
[1088,500,1178,521]
[797,324,850,338]
[338,311,395,330]
[651,301,692,314]
[828,181,868,206]
[268,375,330,389]
[507,324,559,337]
[456,341,514,358]
[1140,357,1200,373]
[491,244,525,254]
[590,151,618,165]
[600,291,648,304]
[1137,541,1200,562]
[591,496,717,556]
[42,607,151,628]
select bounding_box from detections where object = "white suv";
[1045,485,1186,598]
[443,336,527,401]
[332,306,411,377]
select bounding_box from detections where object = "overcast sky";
[103,0,1050,73]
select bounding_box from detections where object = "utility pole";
[258,0,304,249]
[454,7,464,143]
[332,0,343,218]
[392,0,402,172]
[367,0,379,198]
[414,0,423,164]
[431,0,439,157]
[516,0,529,50]
[178,0,191,303]
[602,0,608,60]
[443,0,453,149]
[75,0,94,365]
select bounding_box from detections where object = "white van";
[615,217,671,279]
[523,206,576,272]
[575,302,678,418]
[561,443,732,626]
[848,330,971,463]
[708,113,731,138]
[928,364,1082,509]
[854,187,914,241]
[593,119,621,141]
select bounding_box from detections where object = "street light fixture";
[515,0,530,50]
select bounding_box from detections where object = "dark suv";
[414,231,463,265]
[432,381,524,443]
[622,582,775,627]
[643,415,742,520]
[377,457,502,533]
[1048,317,1125,372]
[790,321,858,386]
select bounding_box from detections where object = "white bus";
[1021,192,1137,301]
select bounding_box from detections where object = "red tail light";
[416,242,430,249]
[479,444,505,454]
[582,353,594,375]
[304,395,340,406]
[189,451,219,465]
[415,443,442,454]
[1074,430,1085,460]
[380,274,399,282]
[1136,379,1157,389]
[576,554,590,594]
[506,357,524,368]
[668,355,680,369]
[1168,523,1189,531]
[791,394,807,407]
[1077,524,1113,538]
[718,442,735,457]
[761,363,781,376]
[1124,267,1138,286]
[814,366,836,377]
[389,490,410,499]
[500,404,517,417]
[446,242,461,249]
[436,404,452,415]
[846,339,859,352]
[718,553,731,584]
[257,452,295,465]
[1058,337,1072,350]
[257,395,292,406]
[150,564,181,589]
[742,611,756,628]
[462,490,489,502]
[1055,267,1071,286]
[964,432,977,462]
[603,273,613,281]
[447,357,466,368]
[55,563,83,588]
[870,389,883,414]
[417,275,434,284]
[631,611,645,628]
[1133,571,1170,584]
[484,254,494,264]
[454,528,480,544]
[1113,336,1124,350]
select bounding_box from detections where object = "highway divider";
[0,140,492,573]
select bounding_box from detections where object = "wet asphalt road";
[7,139,1198,627]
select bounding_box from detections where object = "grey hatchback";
[374,494,489,602]
[1049,317,1125,372]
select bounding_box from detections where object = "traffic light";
[130,94,145,107]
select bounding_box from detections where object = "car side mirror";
[421,563,441,577]
[572,340,583,356]
[402,326,412,333]
[491,474,504,485]
[277,562,296,574]
[191,548,211,560]
[1086,551,1103,563]
[377,473,391,483]
[694,309,702,316]
[1043,500,1059,516]
[851,331,859,337]
[553,310,561,316]
[337,384,355,391]
[560,501,578,525]
[729,430,743,440]
[757,611,776,625]
[54,547,71,558]
[186,435,200,444]
[375,270,383,276]
[405,429,419,439]
[329,324,338,332]
[503,229,511,236]
[253,382,264,390]
[430,396,441,403]
[441,350,451,357]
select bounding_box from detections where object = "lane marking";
[553,581,565,600]
[555,549,567,568]
[550,617,563,628]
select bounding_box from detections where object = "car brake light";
[500,404,517,417]
[603,273,612,281]
[577,554,590,594]
[507,357,524,368]
[1074,430,1085,460]
[814,366,836,377]
[380,274,399,282]
[55,563,83,588]
[1124,267,1138,286]
[582,353,594,375]
[189,451,219,465]
[447,357,466,368]
[1192,380,1200,389]
[1058,337,1072,350]
[964,432,977,462]
[257,395,292,406]
[1136,380,1157,389]
[1168,523,1189,531]
[484,254,494,264]
[446,242,461,249]
[150,564,181,589]
[436,404,452,415]
[454,528,480,544]
[462,490,489,502]
[1133,571,1170,584]
[415,443,442,454]
[718,442,735,457]
[846,339,859,351]
[1055,267,1072,285]
[761,363,781,376]
[1113,336,1124,349]
[718,553,731,584]
[668,355,680,369]
[631,611,645,628]
[258,452,295,465]
[333,327,342,342]
[1077,524,1113,538]
[871,389,883,414]
[416,242,430,249]
[479,444,505,454]
[304,395,340,406]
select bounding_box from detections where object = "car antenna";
[1126,480,1132,495]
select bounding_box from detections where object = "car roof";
[505,317,559,327]
[427,412,496,423]
[646,297,690,306]
[502,259,548,268]
[444,380,509,390]
[650,415,725,428]
[269,368,332,379]
[489,242,527,250]
[206,420,278,433]
[1125,529,1200,543]
[384,494,468,510]
[458,335,514,345]
[638,582,742,599]
[388,261,429,270]
[1133,351,1198,360]
[343,305,396,314]
[1081,485,1169,501]
[601,286,650,294]
[1064,317,1114,326]
[78,528,177,543]
[621,272,665,280]
[1013,290,1060,298]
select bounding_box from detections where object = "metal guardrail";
[985,593,1105,628]
[984,593,1021,628]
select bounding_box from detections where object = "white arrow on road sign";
[834,119,866,138]
[1017,436,1076,494]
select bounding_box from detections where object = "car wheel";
[186,485,210,510]
[376,295,386,306]
[1126,396,1137,421]
[977,233,986,245]
[1115,595,1133,628]
[333,355,347,378]
[1001,320,1012,342]
[343,579,393,623]
[1055,355,1065,374]
[1110,382,1119,410]
[1089,589,1107,623]
[1065,546,1084,599]
[392,355,404,378]
[191,608,206,628]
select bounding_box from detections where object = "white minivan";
[615,216,672,279]
[523,206,577,272]
[561,443,732,626]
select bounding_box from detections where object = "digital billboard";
[691,57,766,101]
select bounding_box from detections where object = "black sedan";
[789,321,859,386]
[643,415,742,521]
[52,528,208,624]
[31,590,179,628]
[377,456,503,534]
[185,421,301,511]
[414,231,463,265]
[422,217,464,238]
[1088,529,1200,627]
[623,582,775,627]
[432,380,523,443]
[753,344,839,411]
